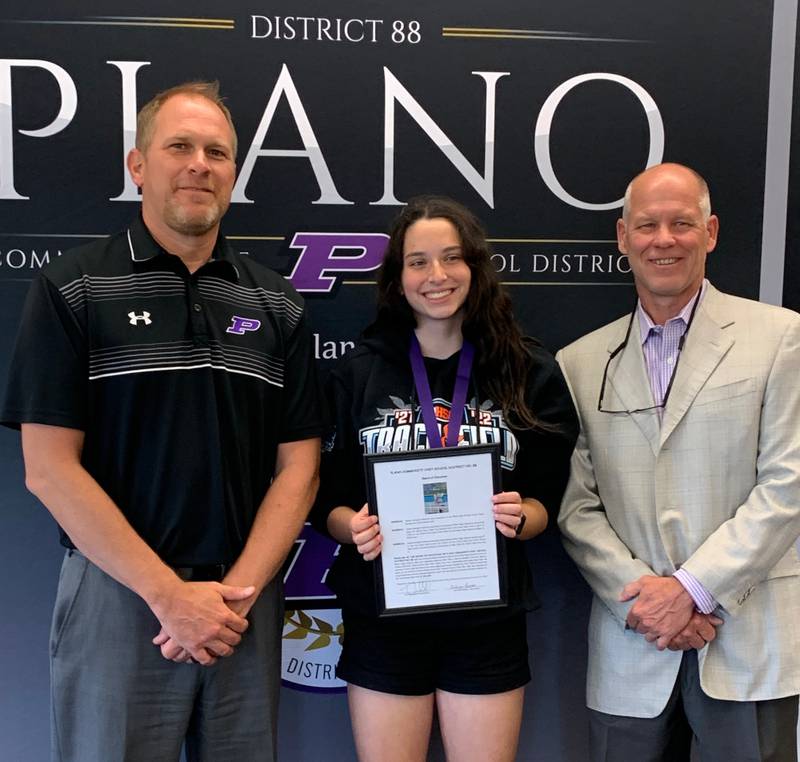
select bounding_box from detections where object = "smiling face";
[618,164,718,323]
[400,217,472,332]
[127,93,236,241]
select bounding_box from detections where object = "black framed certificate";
[364,444,508,616]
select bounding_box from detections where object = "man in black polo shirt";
[1,81,324,761]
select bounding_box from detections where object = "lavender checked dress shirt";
[636,280,717,615]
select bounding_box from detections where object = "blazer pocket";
[765,545,800,580]
[693,377,756,407]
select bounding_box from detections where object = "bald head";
[622,163,711,222]
[616,162,719,324]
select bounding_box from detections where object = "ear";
[705,214,719,253]
[616,218,628,254]
[126,148,145,188]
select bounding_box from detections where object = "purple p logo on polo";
[226,315,262,335]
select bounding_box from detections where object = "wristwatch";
[515,511,527,536]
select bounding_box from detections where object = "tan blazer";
[556,284,800,718]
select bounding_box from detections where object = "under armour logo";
[128,311,152,326]
[226,315,262,335]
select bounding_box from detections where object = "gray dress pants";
[589,650,799,762]
[50,550,282,762]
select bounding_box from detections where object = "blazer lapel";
[605,319,661,456]
[659,287,735,446]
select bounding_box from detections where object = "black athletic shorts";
[336,608,531,696]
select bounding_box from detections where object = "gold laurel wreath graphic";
[283,610,344,651]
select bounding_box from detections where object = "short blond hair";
[135,81,238,158]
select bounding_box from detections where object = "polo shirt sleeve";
[1,274,88,431]
[277,309,325,442]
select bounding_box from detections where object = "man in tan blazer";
[557,163,800,761]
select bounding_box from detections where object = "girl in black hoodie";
[312,196,578,762]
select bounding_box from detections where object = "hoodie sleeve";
[309,368,367,538]
[504,347,579,523]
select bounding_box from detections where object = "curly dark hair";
[369,196,543,429]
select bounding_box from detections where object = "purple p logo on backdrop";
[288,232,389,292]
[226,316,262,334]
[281,523,346,693]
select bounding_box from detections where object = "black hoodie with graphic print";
[311,324,578,624]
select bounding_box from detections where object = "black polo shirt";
[2,215,324,566]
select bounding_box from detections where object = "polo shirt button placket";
[188,281,208,346]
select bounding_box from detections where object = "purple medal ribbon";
[409,334,475,449]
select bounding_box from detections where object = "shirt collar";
[126,213,240,282]
[638,279,708,344]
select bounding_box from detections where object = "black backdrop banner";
[1,1,796,759]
